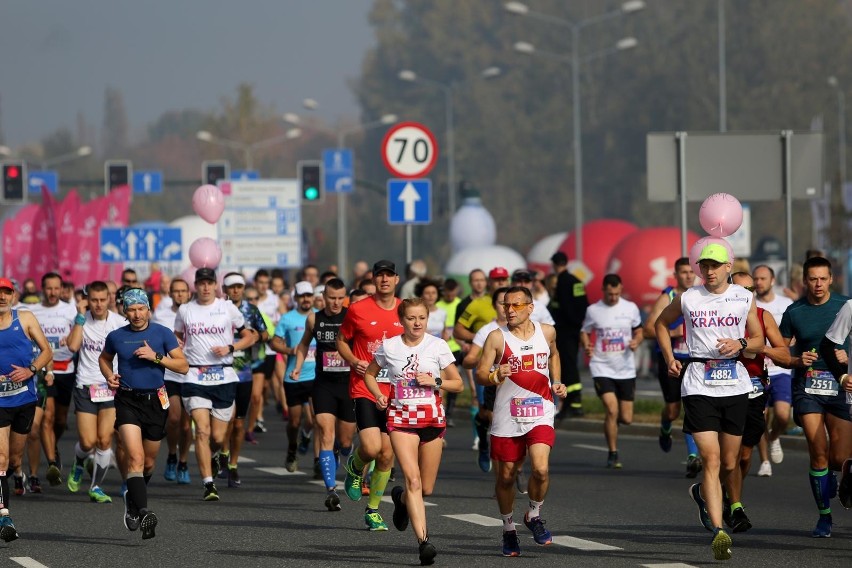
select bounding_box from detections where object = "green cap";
[697,243,730,264]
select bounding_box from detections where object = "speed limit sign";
[381,122,439,179]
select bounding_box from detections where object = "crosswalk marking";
[255,467,305,476]
[573,444,610,452]
[10,558,50,568]
[444,513,502,526]
[551,535,622,551]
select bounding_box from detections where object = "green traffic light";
[305,186,319,200]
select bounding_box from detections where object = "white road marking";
[636,389,661,397]
[308,479,343,487]
[11,558,50,568]
[255,467,305,476]
[551,535,622,551]
[573,444,610,452]
[641,564,700,568]
[381,495,436,507]
[236,456,256,464]
[444,513,502,526]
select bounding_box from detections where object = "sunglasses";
[502,302,530,311]
[743,286,755,292]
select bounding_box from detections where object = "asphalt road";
[3,406,851,568]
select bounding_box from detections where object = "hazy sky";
[0,0,376,147]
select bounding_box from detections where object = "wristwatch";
[738,338,748,351]
[154,353,163,365]
[434,376,443,388]
[28,364,38,375]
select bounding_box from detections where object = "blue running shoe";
[812,514,832,538]
[523,514,552,545]
[177,466,191,485]
[164,459,177,482]
[478,450,492,473]
[298,429,311,455]
[502,530,521,557]
[120,481,127,498]
[689,483,714,532]
[0,513,19,543]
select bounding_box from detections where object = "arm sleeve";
[819,335,847,379]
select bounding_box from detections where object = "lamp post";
[507,1,643,262]
[196,128,302,170]
[40,145,92,170]
[397,66,503,216]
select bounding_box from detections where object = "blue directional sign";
[28,171,59,194]
[387,178,431,225]
[323,148,353,193]
[99,227,182,263]
[231,170,260,181]
[132,171,163,194]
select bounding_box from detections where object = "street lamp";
[397,66,503,215]
[508,1,643,262]
[41,145,92,170]
[196,128,301,170]
[828,76,846,191]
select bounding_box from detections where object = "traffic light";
[1,160,26,203]
[104,160,132,194]
[298,160,324,204]
[202,160,230,186]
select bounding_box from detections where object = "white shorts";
[181,396,235,422]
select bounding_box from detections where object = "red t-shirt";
[339,296,403,400]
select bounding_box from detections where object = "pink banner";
[66,186,131,285]
[2,204,40,281]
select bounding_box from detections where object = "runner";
[365,298,464,565]
[242,285,274,446]
[435,278,462,426]
[338,260,403,531]
[549,252,589,419]
[0,277,53,542]
[655,244,764,560]
[65,281,126,503]
[99,289,188,539]
[580,274,642,469]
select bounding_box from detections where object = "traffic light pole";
[337,133,347,280]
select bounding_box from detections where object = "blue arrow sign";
[99,227,182,263]
[28,171,59,194]
[132,171,163,194]
[323,148,353,193]
[388,178,431,225]
[231,170,260,181]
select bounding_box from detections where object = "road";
[3,408,851,568]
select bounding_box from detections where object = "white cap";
[223,274,246,287]
[294,281,313,296]
[314,284,325,296]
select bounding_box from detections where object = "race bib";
[376,368,391,384]
[510,396,544,423]
[198,365,225,383]
[322,351,349,372]
[804,369,839,396]
[394,377,433,406]
[47,336,61,349]
[704,359,738,386]
[157,385,170,409]
[0,375,27,397]
[748,377,765,400]
[601,337,625,354]
[305,346,316,363]
[89,383,115,402]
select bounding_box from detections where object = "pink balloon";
[699,193,743,238]
[179,265,198,293]
[188,237,222,268]
[192,184,226,224]
[689,236,735,268]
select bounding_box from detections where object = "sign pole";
[405,225,413,264]
[676,132,688,256]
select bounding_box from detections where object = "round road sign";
[381,121,439,179]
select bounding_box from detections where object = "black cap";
[511,269,533,282]
[195,267,217,283]
[550,251,568,265]
[372,260,397,276]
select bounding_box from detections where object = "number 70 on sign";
[381,122,439,179]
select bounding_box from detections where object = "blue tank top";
[0,310,38,407]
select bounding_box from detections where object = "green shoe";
[344,455,363,502]
[711,528,732,560]
[46,464,62,486]
[67,465,84,493]
[89,486,113,503]
[364,508,388,531]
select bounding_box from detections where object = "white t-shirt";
[75,311,126,385]
[581,298,641,380]
[680,284,753,397]
[258,290,279,321]
[531,299,555,325]
[427,307,448,338]
[756,293,793,377]
[30,301,78,371]
[174,298,245,385]
[472,320,500,349]
[826,299,852,376]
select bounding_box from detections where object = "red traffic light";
[5,166,20,179]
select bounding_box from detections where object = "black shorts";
[593,377,636,402]
[235,381,253,419]
[792,379,852,426]
[0,403,36,435]
[387,425,445,444]
[312,378,356,423]
[284,381,314,408]
[259,354,277,380]
[73,386,116,415]
[682,393,749,436]
[742,393,767,448]
[47,372,75,407]
[164,380,183,399]
[115,390,168,442]
[354,397,388,434]
[657,352,683,403]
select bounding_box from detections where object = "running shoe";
[123,492,140,531]
[389,467,396,483]
[523,514,552,545]
[285,453,298,473]
[757,461,772,477]
[364,508,389,531]
[0,513,19,543]
[606,451,622,470]
[244,431,258,445]
[471,437,479,451]
[298,429,311,455]
[325,491,341,512]
[46,463,62,486]
[418,539,437,566]
[13,475,25,496]
[176,465,191,485]
[27,476,42,494]
[216,453,229,479]
[164,458,177,481]
[89,486,112,503]
[67,464,84,493]
[729,507,752,533]
[711,528,732,560]
[120,481,127,497]
[343,455,364,502]
[840,458,852,509]
[659,429,673,453]
[516,468,528,494]
[478,450,492,473]
[391,486,409,531]
[501,530,521,557]
[203,481,220,501]
[140,510,158,540]
[313,460,322,480]
[254,419,268,433]
[361,479,371,497]
[812,514,832,538]
[829,471,838,500]
[769,438,784,463]
[685,455,702,479]
[228,467,241,489]
[689,483,714,532]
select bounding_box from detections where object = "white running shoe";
[471,437,479,451]
[769,439,784,464]
[757,461,772,477]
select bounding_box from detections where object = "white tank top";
[680,284,753,397]
[174,298,244,385]
[490,321,555,437]
[75,311,126,386]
